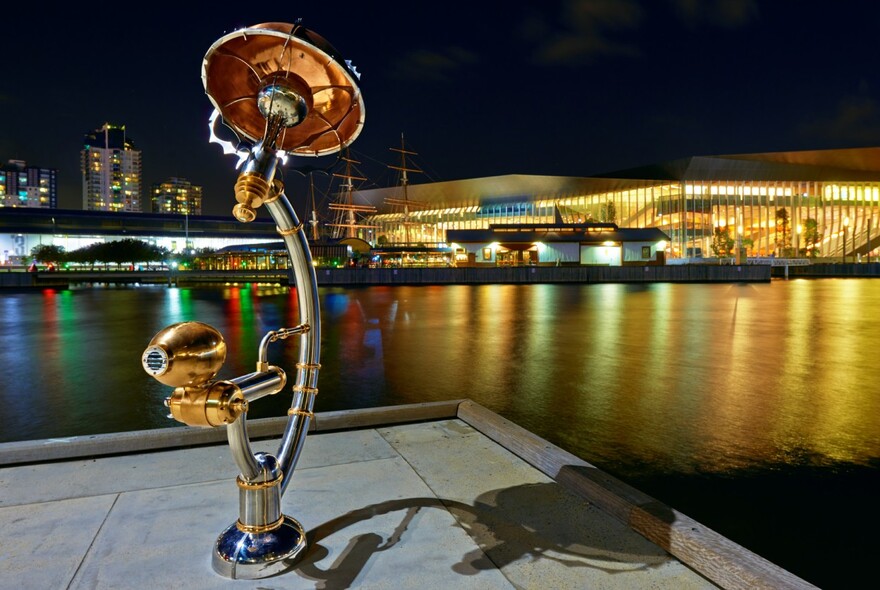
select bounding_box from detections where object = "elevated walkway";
[0,401,813,589]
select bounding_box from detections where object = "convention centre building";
[356,147,880,262]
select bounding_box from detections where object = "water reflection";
[2,281,879,476]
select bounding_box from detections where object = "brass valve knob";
[233,175,284,223]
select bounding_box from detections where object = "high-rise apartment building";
[0,160,58,208]
[151,177,202,215]
[81,123,142,212]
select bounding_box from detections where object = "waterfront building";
[0,207,368,269]
[82,123,142,213]
[0,207,276,265]
[0,160,57,209]
[447,224,669,267]
[357,147,880,261]
[194,241,351,270]
[151,177,203,215]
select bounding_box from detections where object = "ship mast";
[326,149,377,240]
[386,133,428,245]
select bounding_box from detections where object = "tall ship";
[323,149,378,242]
[381,133,432,245]
[308,135,449,266]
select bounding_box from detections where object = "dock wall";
[316,264,770,285]
[1,265,772,288]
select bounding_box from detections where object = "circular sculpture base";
[213,516,307,579]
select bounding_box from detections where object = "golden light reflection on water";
[787,279,880,463]
[319,280,880,476]
[2,280,880,478]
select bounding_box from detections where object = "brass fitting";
[233,174,284,223]
[165,381,248,427]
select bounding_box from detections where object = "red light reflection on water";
[39,289,60,358]
[221,285,258,375]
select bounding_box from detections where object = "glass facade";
[358,150,880,261]
[520,179,880,260]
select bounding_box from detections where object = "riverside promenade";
[0,264,771,289]
[0,400,814,589]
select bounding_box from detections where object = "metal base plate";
[213,516,307,579]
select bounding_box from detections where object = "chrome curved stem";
[221,185,320,492]
[213,185,321,579]
[227,416,260,480]
[264,194,321,496]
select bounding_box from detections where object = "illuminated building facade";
[151,177,203,215]
[0,207,275,265]
[0,160,57,208]
[357,147,880,261]
[81,123,142,212]
[446,224,669,267]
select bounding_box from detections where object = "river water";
[2,279,878,588]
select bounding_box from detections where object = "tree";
[776,208,792,255]
[31,244,66,265]
[67,243,101,269]
[600,200,617,224]
[711,226,735,257]
[802,218,822,257]
[106,238,167,266]
[65,239,168,268]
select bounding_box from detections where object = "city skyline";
[2,2,879,218]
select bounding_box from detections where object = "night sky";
[2,1,879,218]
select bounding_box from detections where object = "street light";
[843,216,850,263]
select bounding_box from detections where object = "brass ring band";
[293,385,319,395]
[276,224,303,236]
[236,472,284,490]
[264,179,283,204]
[288,408,315,419]
[296,362,321,370]
[236,516,284,534]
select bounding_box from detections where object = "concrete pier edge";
[0,399,815,590]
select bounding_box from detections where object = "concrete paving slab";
[379,419,716,589]
[0,429,395,507]
[68,453,509,589]
[0,494,116,590]
[287,456,512,589]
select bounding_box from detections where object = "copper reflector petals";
[202,22,364,156]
